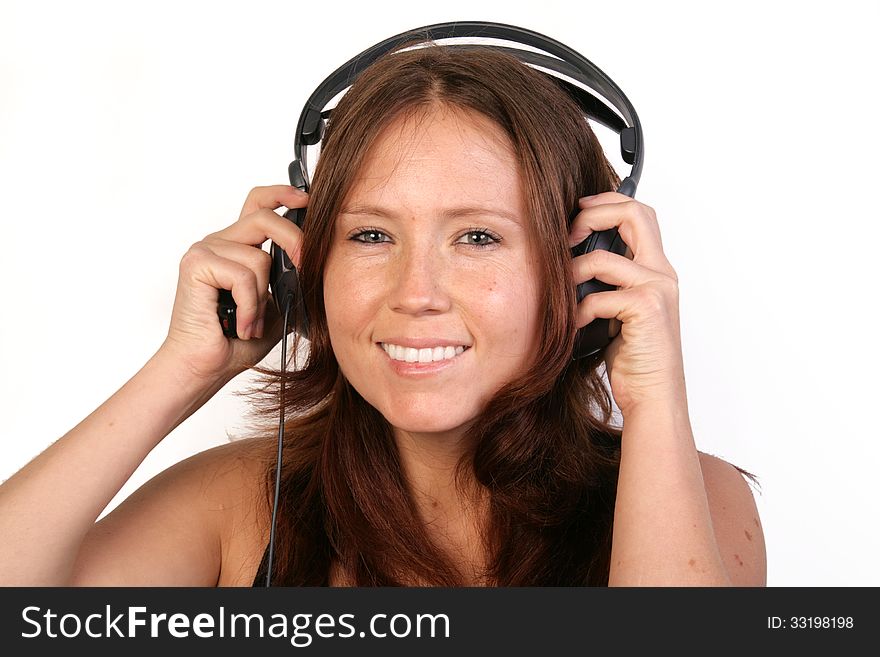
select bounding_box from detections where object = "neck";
[394,426,469,496]
[393,426,487,533]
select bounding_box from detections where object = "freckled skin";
[744,529,752,542]
[734,554,744,567]
[323,106,542,445]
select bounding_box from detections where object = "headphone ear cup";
[269,206,310,336]
[571,227,629,360]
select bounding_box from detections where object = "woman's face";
[323,104,542,441]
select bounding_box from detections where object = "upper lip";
[377,337,472,349]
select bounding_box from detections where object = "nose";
[387,243,452,316]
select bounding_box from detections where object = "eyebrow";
[339,204,523,226]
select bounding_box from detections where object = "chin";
[375,405,477,439]
[384,415,468,436]
[347,377,486,439]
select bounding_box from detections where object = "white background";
[1,0,877,586]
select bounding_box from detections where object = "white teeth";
[382,342,468,363]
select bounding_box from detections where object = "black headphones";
[217,20,644,360]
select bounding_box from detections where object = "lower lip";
[378,344,468,377]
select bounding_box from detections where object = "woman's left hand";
[569,192,685,416]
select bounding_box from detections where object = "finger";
[184,247,262,340]
[571,248,662,290]
[238,185,308,221]
[575,283,676,330]
[575,287,636,329]
[211,208,304,267]
[255,293,284,343]
[569,199,675,278]
[570,198,659,248]
[200,239,272,310]
[578,191,633,209]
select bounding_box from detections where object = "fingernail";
[569,230,593,249]
[579,195,597,207]
[254,318,264,339]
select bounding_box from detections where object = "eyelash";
[348,227,502,248]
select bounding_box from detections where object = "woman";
[0,43,765,586]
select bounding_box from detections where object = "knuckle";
[573,253,593,281]
[241,208,273,231]
[255,247,273,272]
[623,200,640,215]
[590,248,613,264]
[637,285,667,312]
[233,271,259,309]
[586,248,613,273]
[256,207,280,223]
[236,265,258,287]
[179,243,206,269]
[632,200,657,225]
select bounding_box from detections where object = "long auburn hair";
[245,42,629,586]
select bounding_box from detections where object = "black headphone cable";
[265,292,293,587]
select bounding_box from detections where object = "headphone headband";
[291,21,643,198]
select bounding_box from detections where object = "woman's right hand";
[158,185,308,385]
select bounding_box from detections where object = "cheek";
[323,258,357,340]
[323,255,386,354]
[325,251,385,301]
[466,266,541,350]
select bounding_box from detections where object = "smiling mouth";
[380,343,470,363]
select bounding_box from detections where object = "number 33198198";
[767,616,854,629]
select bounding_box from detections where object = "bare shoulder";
[697,451,767,586]
[208,436,276,586]
[73,436,274,586]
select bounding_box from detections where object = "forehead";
[341,105,524,213]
